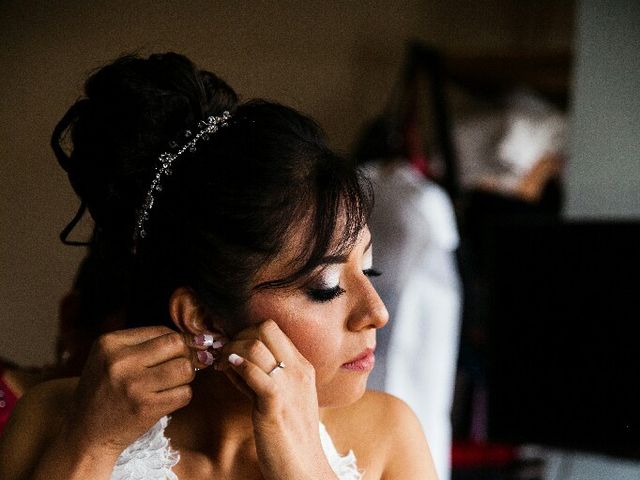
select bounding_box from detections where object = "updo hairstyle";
[52,53,372,330]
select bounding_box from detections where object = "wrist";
[302,458,340,480]
[58,422,126,463]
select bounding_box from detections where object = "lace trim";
[319,423,365,480]
[111,416,180,480]
[111,417,362,480]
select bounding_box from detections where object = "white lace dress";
[111,416,363,480]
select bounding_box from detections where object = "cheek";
[247,293,344,372]
[247,293,368,407]
[282,316,337,372]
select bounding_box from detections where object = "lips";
[341,347,376,372]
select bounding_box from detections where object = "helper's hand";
[217,319,339,480]
[61,326,220,457]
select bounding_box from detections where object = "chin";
[317,372,369,408]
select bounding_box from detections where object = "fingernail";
[197,350,214,366]
[228,353,244,366]
[194,333,214,348]
[211,338,227,349]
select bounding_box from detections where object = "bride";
[0,52,436,479]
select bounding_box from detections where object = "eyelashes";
[306,285,346,303]
[306,269,382,303]
[363,268,382,278]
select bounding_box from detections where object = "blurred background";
[0,1,638,479]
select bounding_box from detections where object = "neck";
[168,369,259,456]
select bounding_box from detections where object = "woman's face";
[246,226,389,407]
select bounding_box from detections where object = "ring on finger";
[268,361,286,376]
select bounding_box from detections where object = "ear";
[169,287,223,336]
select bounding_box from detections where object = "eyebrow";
[320,237,372,265]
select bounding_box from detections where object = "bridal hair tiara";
[132,110,232,250]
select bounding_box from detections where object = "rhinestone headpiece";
[133,110,231,250]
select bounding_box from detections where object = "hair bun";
[52,52,238,241]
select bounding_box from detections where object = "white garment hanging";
[363,161,462,480]
[111,416,363,480]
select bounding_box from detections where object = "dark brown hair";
[52,52,372,329]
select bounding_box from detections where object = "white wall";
[566,0,640,219]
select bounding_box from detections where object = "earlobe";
[169,287,220,335]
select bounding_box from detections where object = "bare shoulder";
[18,375,77,406]
[325,390,422,440]
[7,376,78,424]
[0,377,78,479]
[355,389,417,421]
[323,390,437,479]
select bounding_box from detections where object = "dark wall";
[0,0,574,364]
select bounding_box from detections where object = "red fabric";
[0,364,19,436]
[406,122,431,177]
[403,96,431,178]
[452,440,518,468]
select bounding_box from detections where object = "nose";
[347,278,389,332]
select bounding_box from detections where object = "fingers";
[226,354,276,410]
[190,332,228,368]
[122,332,225,405]
[191,332,227,351]
[124,331,226,368]
[234,319,290,351]
[218,338,277,374]
[133,332,191,367]
[139,357,196,392]
[228,319,299,368]
[98,326,176,348]
[217,320,301,408]
[154,384,193,415]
